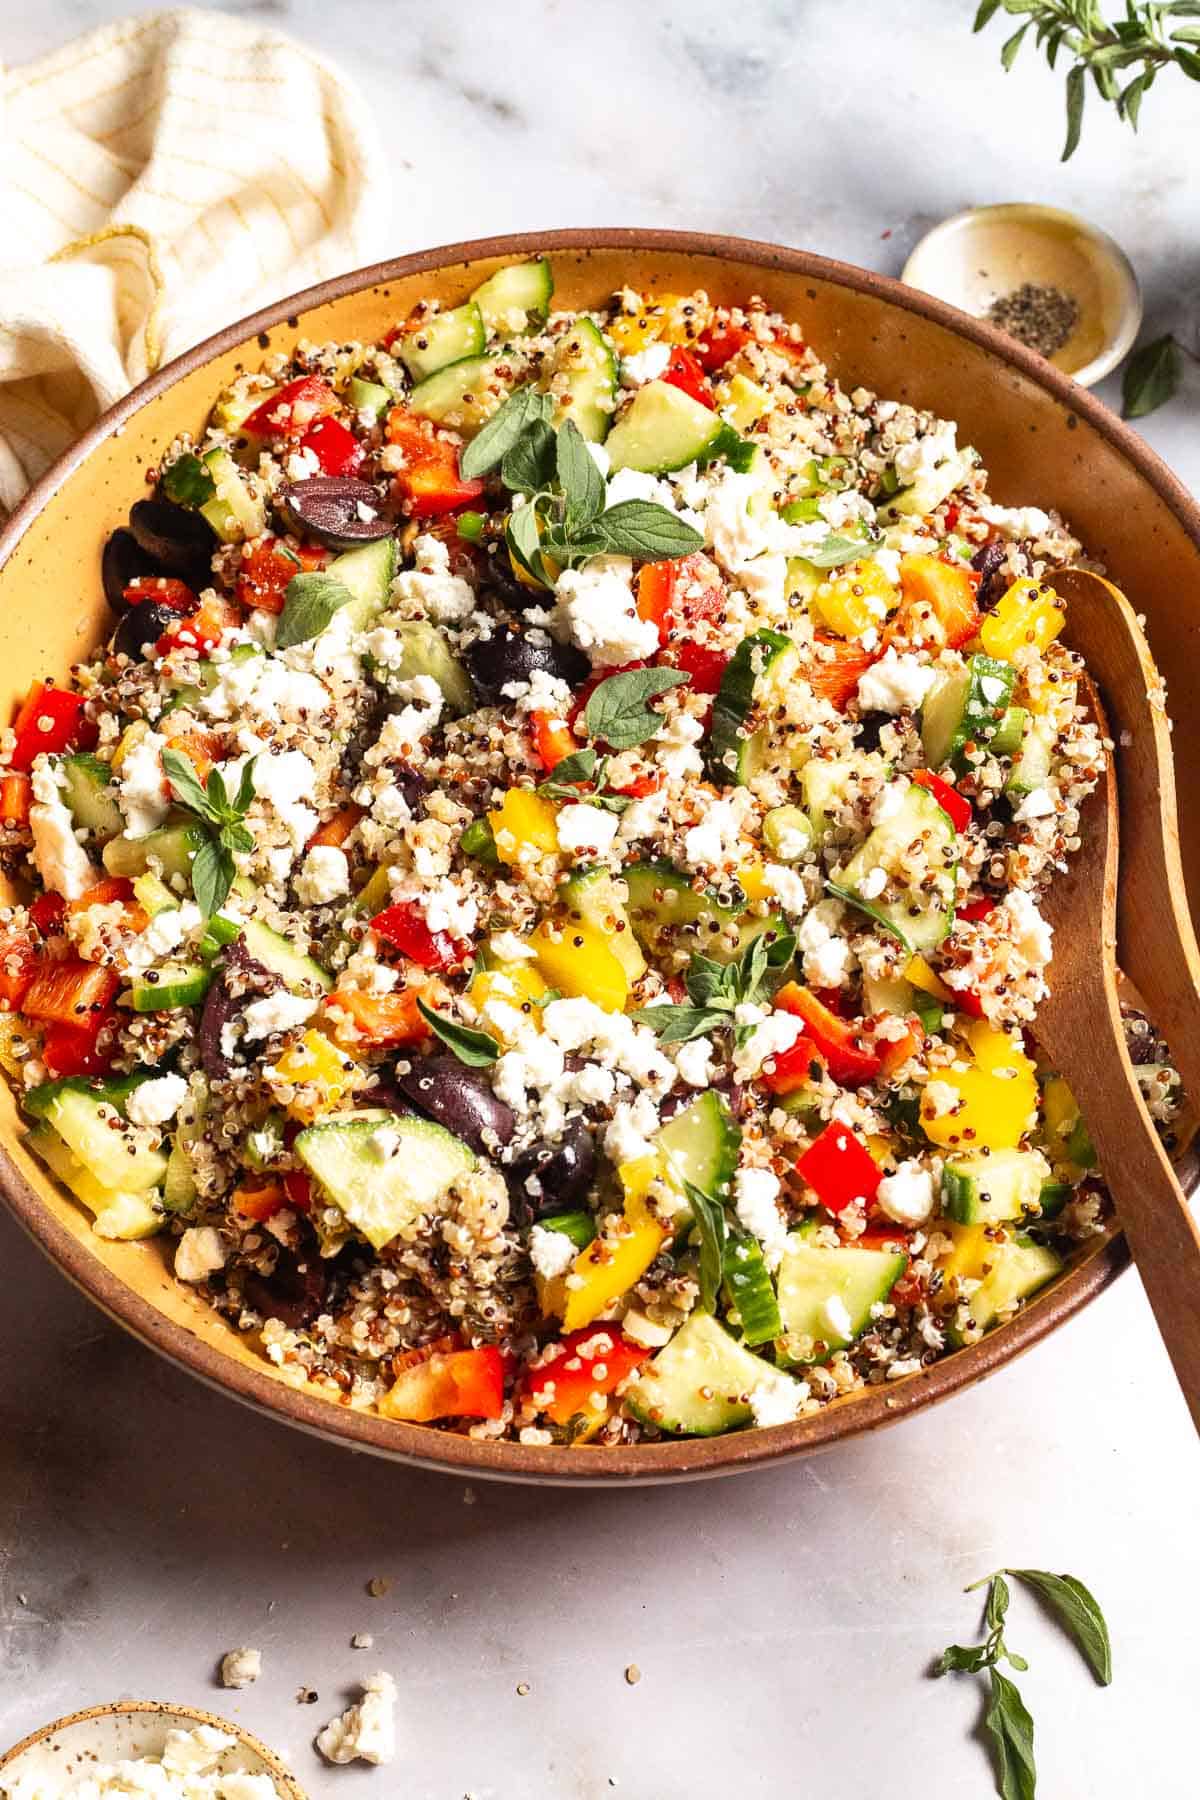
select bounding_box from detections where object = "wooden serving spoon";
[1033,640,1200,1432]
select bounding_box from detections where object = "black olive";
[102,527,163,610]
[971,539,1008,609]
[275,476,394,549]
[241,1245,328,1328]
[463,626,589,706]
[112,601,179,661]
[129,498,218,572]
[505,1118,596,1223]
[393,1055,516,1157]
[197,943,275,1081]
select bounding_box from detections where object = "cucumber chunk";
[396,302,486,383]
[623,860,789,968]
[989,706,1027,758]
[605,379,724,474]
[28,1085,167,1195]
[1005,719,1054,798]
[29,1123,163,1239]
[346,376,393,424]
[537,1209,596,1250]
[776,1230,907,1363]
[61,753,123,842]
[546,317,617,443]
[200,447,265,543]
[706,629,797,785]
[238,917,332,993]
[920,654,1015,771]
[656,1090,740,1201]
[130,960,213,1013]
[624,1311,803,1436]
[471,258,554,335]
[329,537,397,633]
[367,619,474,715]
[723,1233,783,1347]
[102,815,207,883]
[829,781,957,954]
[558,866,647,981]
[407,354,511,435]
[941,1147,1052,1225]
[952,1232,1062,1340]
[296,1111,475,1250]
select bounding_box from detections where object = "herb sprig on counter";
[935,1566,1112,1799]
[161,749,257,916]
[973,1,1200,160]
[462,387,703,585]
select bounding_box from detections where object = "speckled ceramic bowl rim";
[0,1700,305,1797]
[2,226,1196,1485]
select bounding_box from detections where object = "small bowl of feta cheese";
[0,1702,305,1800]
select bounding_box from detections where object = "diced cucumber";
[460,816,499,867]
[861,970,919,1018]
[367,619,474,715]
[558,866,646,981]
[27,1085,167,1194]
[471,258,554,335]
[238,917,331,993]
[538,1209,596,1250]
[61,753,123,842]
[161,1075,206,1214]
[200,447,265,543]
[397,302,486,383]
[952,1232,1062,1340]
[623,860,789,968]
[1005,719,1054,798]
[625,1311,803,1436]
[103,814,206,884]
[242,1111,287,1172]
[941,1147,1053,1225]
[990,706,1027,758]
[800,752,889,841]
[718,373,771,431]
[656,1090,741,1201]
[346,376,393,424]
[723,1234,783,1347]
[1036,1181,1073,1221]
[212,383,278,435]
[920,654,1015,771]
[29,1123,163,1239]
[829,781,958,954]
[546,317,617,443]
[763,805,814,862]
[407,354,510,435]
[877,446,976,521]
[132,872,178,918]
[605,379,724,474]
[130,960,213,1013]
[198,912,242,961]
[706,629,797,785]
[776,1230,907,1363]
[296,1111,475,1250]
[329,537,397,632]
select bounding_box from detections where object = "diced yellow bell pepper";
[920,1022,1038,1152]
[904,954,953,1002]
[1041,1073,1078,1145]
[980,578,1065,662]
[489,788,561,861]
[0,1013,39,1082]
[468,961,548,1044]
[273,1028,361,1122]
[560,1191,668,1331]
[608,309,662,357]
[735,863,771,903]
[937,1221,996,1284]
[716,372,770,429]
[531,916,629,1013]
[110,718,149,774]
[812,560,899,640]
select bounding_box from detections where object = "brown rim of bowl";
[0,1700,305,1797]
[0,225,1193,1486]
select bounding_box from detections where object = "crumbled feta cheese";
[241,991,318,1042]
[28,756,97,900]
[368,1126,400,1162]
[125,1073,189,1130]
[489,931,536,963]
[749,1369,804,1428]
[116,728,170,838]
[978,501,1053,540]
[377,674,444,750]
[923,1078,961,1118]
[175,1226,226,1283]
[621,342,671,384]
[220,1645,262,1689]
[552,556,660,667]
[858,865,888,900]
[2,1724,281,1798]
[423,879,479,939]
[876,1160,935,1226]
[528,1224,577,1280]
[675,1035,715,1088]
[997,886,1053,966]
[734,1166,788,1270]
[252,748,319,852]
[894,420,957,487]
[762,862,810,915]
[555,803,620,856]
[733,1008,802,1080]
[652,708,705,780]
[295,844,350,906]
[604,1093,662,1166]
[681,790,755,873]
[1012,786,1057,822]
[316,1670,398,1767]
[801,920,854,989]
[856,650,937,713]
[870,778,911,825]
[391,532,475,622]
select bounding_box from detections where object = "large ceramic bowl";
[0,1701,304,1798]
[2,229,1198,1484]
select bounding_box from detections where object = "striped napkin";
[0,8,390,514]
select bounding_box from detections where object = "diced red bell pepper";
[370,901,470,973]
[385,408,485,518]
[29,893,66,939]
[668,638,729,697]
[524,1327,649,1425]
[529,710,577,772]
[41,1014,118,1078]
[121,577,198,616]
[856,1223,914,1253]
[797,638,880,711]
[693,321,752,373]
[608,768,662,800]
[877,1018,925,1079]
[796,1122,882,1213]
[913,769,971,833]
[775,983,882,1087]
[324,986,431,1049]
[300,415,364,476]
[157,595,240,657]
[661,347,715,409]
[66,876,148,937]
[760,1031,825,1097]
[0,922,39,1010]
[636,552,724,648]
[307,804,364,850]
[9,683,94,771]
[282,1169,313,1213]
[234,537,327,614]
[241,375,338,441]
[382,1343,506,1422]
[957,895,998,924]
[21,959,120,1027]
[0,772,32,827]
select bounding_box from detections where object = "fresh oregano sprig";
[536,746,632,813]
[973,0,1200,160]
[935,1567,1113,1799]
[632,928,796,1047]
[416,999,500,1067]
[161,748,257,917]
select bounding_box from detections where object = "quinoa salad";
[0,257,1183,1445]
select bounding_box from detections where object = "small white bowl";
[902,202,1142,387]
[0,1701,305,1798]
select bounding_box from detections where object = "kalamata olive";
[463,626,589,705]
[506,1118,596,1222]
[275,476,394,549]
[241,1244,328,1328]
[971,539,1008,608]
[129,498,217,572]
[112,600,178,661]
[394,1054,516,1157]
[198,944,276,1081]
[391,760,427,817]
[102,527,163,610]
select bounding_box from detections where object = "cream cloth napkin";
[0,7,390,513]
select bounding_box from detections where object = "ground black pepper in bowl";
[987,282,1080,358]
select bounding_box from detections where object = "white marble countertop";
[3,3,1200,1796]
